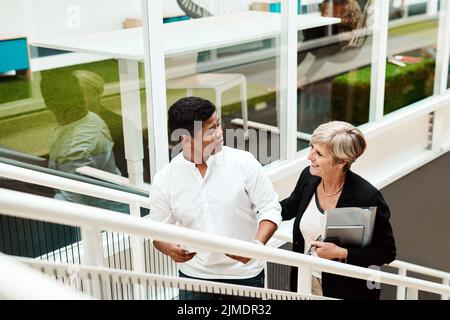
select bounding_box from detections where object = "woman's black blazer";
[281,167,396,300]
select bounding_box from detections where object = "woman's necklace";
[321,180,345,197]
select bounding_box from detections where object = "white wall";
[0,0,33,36]
[163,0,186,17]
[30,0,141,39]
[0,0,184,40]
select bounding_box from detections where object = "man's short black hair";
[40,70,86,112]
[168,97,216,136]
[40,70,88,123]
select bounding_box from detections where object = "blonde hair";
[310,121,366,172]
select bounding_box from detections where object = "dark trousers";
[178,270,265,300]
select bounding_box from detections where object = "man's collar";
[179,150,220,169]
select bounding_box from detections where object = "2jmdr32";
[221,304,272,317]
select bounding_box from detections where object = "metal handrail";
[0,161,150,209]
[390,260,450,281]
[0,156,148,197]
[273,228,450,278]
[1,158,448,298]
[0,253,93,300]
[0,147,46,164]
[0,187,449,298]
[17,257,330,300]
[272,228,450,299]
[389,260,450,300]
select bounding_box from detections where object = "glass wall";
[0,0,150,192]
[385,0,439,115]
[0,0,144,204]
[296,0,375,150]
[0,0,149,258]
[164,1,283,165]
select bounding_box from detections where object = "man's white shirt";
[150,146,282,279]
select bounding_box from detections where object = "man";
[40,71,128,213]
[150,97,281,299]
[72,70,127,176]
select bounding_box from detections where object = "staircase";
[176,0,212,18]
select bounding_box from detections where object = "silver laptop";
[325,225,364,247]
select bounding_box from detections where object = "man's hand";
[153,240,196,263]
[168,244,197,263]
[226,254,251,264]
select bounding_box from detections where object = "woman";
[281,121,396,300]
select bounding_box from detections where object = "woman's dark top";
[281,167,396,300]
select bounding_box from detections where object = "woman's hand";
[311,241,348,261]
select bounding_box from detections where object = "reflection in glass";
[298,0,373,150]
[74,70,127,176]
[166,2,281,165]
[385,3,438,115]
[40,70,128,213]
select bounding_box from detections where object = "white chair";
[166,54,249,136]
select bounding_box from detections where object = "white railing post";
[430,0,448,156]
[129,202,145,273]
[431,110,445,153]
[297,267,312,295]
[279,0,299,161]
[118,59,145,187]
[396,268,407,300]
[81,227,103,267]
[369,0,390,122]
[442,278,450,300]
[141,0,170,179]
[433,0,450,96]
[264,263,269,289]
[80,226,103,298]
[130,202,146,299]
[427,0,439,16]
[406,287,419,300]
